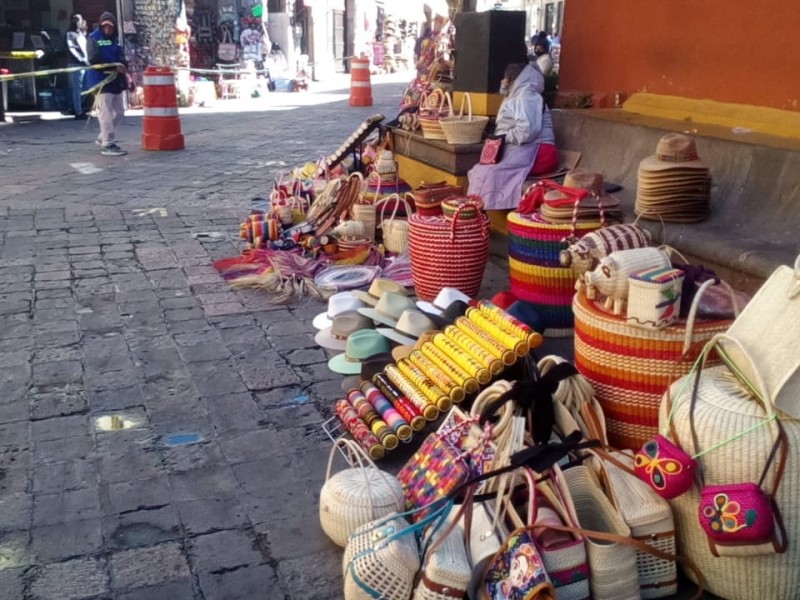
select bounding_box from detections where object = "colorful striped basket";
[409,205,489,301]
[507,210,603,335]
[573,279,736,450]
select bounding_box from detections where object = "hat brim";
[415,300,443,315]
[376,327,418,347]
[392,345,414,362]
[357,307,400,328]
[639,155,708,172]
[314,328,348,352]
[100,20,115,26]
[340,375,362,393]
[312,312,334,331]
[327,353,363,375]
[350,290,379,305]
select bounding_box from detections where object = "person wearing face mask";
[530,32,553,76]
[467,63,558,211]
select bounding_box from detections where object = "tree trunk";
[133,0,181,66]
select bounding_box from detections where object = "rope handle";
[376,193,412,227]
[791,255,800,299]
[453,92,473,120]
[688,334,788,495]
[681,278,741,355]
[448,202,487,243]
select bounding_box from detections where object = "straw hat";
[314,311,374,351]
[541,170,622,223]
[312,291,366,330]
[376,310,439,347]
[328,330,391,375]
[639,133,707,172]
[416,286,472,316]
[358,292,417,328]
[391,330,439,362]
[351,278,409,306]
[424,300,471,329]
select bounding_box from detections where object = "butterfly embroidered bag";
[634,434,697,500]
[690,334,789,557]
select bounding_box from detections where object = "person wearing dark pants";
[66,14,89,119]
[86,11,128,156]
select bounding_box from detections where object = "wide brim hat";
[416,286,472,316]
[351,277,409,306]
[638,133,708,172]
[328,330,391,375]
[391,330,439,362]
[491,290,519,310]
[376,310,439,347]
[314,311,374,351]
[311,291,366,330]
[506,300,543,333]
[340,352,395,392]
[423,300,471,329]
[358,292,418,328]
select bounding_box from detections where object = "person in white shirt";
[66,14,89,119]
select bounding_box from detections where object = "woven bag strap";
[448,202,487,243]
[688,334,787,496]
[681,278,741,356]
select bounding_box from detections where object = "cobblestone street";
[0,76,509,599]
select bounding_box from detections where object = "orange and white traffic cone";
[349,58,373,107]
[141,67,185,151]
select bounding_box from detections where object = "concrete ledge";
[391,128,483,175]
[552,109,800,291]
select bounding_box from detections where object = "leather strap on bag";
[532,521,706,600]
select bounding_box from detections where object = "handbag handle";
[376,193,412,227]
[687,334,788,497]
[454,92,473,120]
[449,203,487,243]
[681,278,741,356]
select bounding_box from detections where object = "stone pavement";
[0,76,512,600]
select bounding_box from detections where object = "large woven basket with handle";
[439,93,489,145]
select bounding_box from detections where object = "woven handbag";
[419,89,453,141]
[409,208,490,301]
[590,450,677,598]
[439,93,489,145]
[414,524,472,600]
[319,439,405,547]
[573,278,738,450]
[507,208,604,336]
[412,182,463,217]
[662,335,800,600]
[560,465,641,600]
[377,193,413,255]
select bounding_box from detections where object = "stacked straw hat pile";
[635,133,711,223]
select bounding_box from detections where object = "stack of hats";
[636,133,711,223]
[540,170,623,224]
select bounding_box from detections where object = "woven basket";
[351,203,377,242]
[344,515,420,600]
[319,439,405,547]
[662,356,800,600]
[413,524,471,600]
[441,196,484,221]
[409,208,490,301]
[377,194,413,255]
[508,210,603,333]
[562,465,640,600]
[573,279,736,450]
[419,89,452,141]
[592,451,677,598]
[362,171,413,203]
[439,93,489,145]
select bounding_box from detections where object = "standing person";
[86,11,128,156]
[467,63,558,211]
[530,32,553,76]
[66,14,89,119]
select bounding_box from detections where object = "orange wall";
[559,0,800,111]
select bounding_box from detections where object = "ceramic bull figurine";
[560,224,652,275]
[581,247,672,315]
